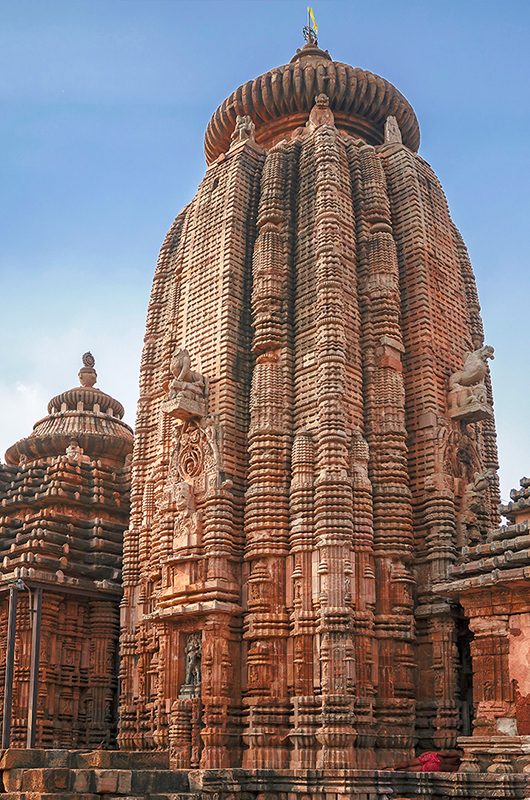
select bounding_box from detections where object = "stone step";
[2,767,190,795]
[0,749,170,771]
[0,795,192,800]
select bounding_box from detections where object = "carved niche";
[159,416,227,552]
[180,632,202,697]
[447,345,494,423]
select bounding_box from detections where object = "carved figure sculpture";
[164,348,208,420]
[230,115,255,145]
[448,345,495,422]
[168,349,207,402]
[307,93,335,131]
[457,468,496,547]
[449,345,495,391]
[184,633,202,687]
[172,481,201,547]
[384,115,402,144]
[66,440,83,464]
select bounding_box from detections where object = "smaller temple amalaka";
[0,29,529,800]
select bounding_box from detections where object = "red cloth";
[418,751,442,771]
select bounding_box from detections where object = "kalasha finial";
[79,352,97,388]
[303,5,318,45]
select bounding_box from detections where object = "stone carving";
[172,481,202,549]
[180,633,202,696]
[65,440,84,464]
[163,348,208,420]
[384,115,402,144]
[118,41,511,780]
[307,93,335,131]
[292,93,335,140]
[456,468,496,547]
[79,351,97,387]
[230,114,255,146]
[448,345,495,422]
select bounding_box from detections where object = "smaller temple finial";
[303,5,318,45]
[79,352,97,388]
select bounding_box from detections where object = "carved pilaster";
[243,142,292,768]
[312,124,356,768]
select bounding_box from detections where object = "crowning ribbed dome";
[204,42,420,164]
[5,352,133,465]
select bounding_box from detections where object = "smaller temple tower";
[0,354,132,749]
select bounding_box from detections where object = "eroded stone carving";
[384,115,402,144]
[180,633,202,696]
[230,114,255,146]
[172,481,202,549]
[307,93,335,131]
[448,345,495,422]
[457,468,496,548]
[163,348,208,420]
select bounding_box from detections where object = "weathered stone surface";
[117,35,508,786]
[0,355,131,748]
[2,33,529,800]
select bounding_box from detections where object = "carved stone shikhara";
[0,38,527,800]
[0,355,132,748]
[115,39,527,799]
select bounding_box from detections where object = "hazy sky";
[1,0,529,501]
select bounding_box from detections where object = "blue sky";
[1,0,529,502]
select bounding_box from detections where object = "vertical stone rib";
[243,143,292,768]
[382,145,483,749]
[350,139,415,764]
[288,429,317,767]
[312,125,356,769]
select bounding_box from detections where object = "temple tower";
[0,354,132,748]
[119,41,499,769]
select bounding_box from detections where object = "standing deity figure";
[183,634,202,688]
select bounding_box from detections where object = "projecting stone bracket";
[162,396,208,421]
[448,386,493,423]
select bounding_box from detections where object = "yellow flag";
[308,6,318,33]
